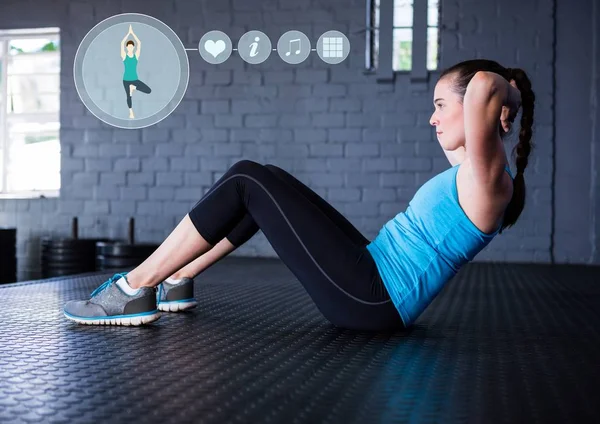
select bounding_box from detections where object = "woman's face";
[429,76,465,151]
[127,44,134,54]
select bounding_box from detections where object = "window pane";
[0,145,3,192]
[0,58,3,114]
[7,74,58,95]
[7,51,60,74]
[7,44,60,114]
[371,0,380,69]
[6,120,60,191]
[6,138,60,191]
[394,0,413,27]
[7,93,59,114]
[393,28,412,71]
[428,0,439,27]
[7,50,60,113]
[427,27,439,70]
[7,118,59,139]
[1,33,61,194]
[373,28,380,69]
[0,49,4,191]
[9,38,59,55]
[7,71,60,113]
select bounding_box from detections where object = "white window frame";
[0,27,60,199]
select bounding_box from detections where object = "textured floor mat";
[0,258,599,423]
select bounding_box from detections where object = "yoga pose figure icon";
[120,24,151,119]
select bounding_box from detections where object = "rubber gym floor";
[1,257,599,423]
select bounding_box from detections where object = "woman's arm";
[463,71,521,185]
[131,30,141,59]
[120,33,128,60]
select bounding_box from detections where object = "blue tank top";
[123,55,138,81]
[366,164,513,327]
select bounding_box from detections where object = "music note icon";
[285,39,301,56]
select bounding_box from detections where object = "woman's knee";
[231,159,264,173]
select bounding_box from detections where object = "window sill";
[363,68,441,84]
[0,190,59,199]
[362,68,407,83]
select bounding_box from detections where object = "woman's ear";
[500,106,513,133]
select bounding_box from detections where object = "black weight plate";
[42,261,95,270]
[41,240,98,250]
[96,243,158,257]
[42,238,114,248]
[42,247,96,257]
[42,252,95,262]
[96,255,145,268]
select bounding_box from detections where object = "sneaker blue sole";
[64,309,161,326]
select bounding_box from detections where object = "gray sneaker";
[63,272,161,326]
[156,277,198,312]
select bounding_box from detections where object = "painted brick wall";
[0,0,590,281]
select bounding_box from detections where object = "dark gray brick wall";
[555,0,600,264]
[0,0,595,281]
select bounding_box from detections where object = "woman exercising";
[121,25,151,119]
[64,59,535,331]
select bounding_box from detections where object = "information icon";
[74,13,189,129]
[199,30,233,64]
[316,30,350,65]
[277,30,311,65]
[238,30,272,65]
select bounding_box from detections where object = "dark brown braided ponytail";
[500,67,535,234]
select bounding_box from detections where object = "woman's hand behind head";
[500,79,521,133]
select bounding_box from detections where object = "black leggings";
[188,160,405,332]
[123,80,151,109]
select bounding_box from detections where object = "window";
[426,0,440,71]
[393,0,414,71]
[0,28,60,197]
[366,0,440,75]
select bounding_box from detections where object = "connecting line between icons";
[187,48,319,51]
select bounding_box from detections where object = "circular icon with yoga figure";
[74,13,189,129]
[121,24,152,119]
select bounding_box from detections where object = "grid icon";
[322,37,344,58]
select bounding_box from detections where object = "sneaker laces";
[91,272,128,297]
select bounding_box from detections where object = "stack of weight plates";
[41,237,112,278]
[0,228,16,284]
[95,241,160,272]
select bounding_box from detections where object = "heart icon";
[204,39,226,58]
